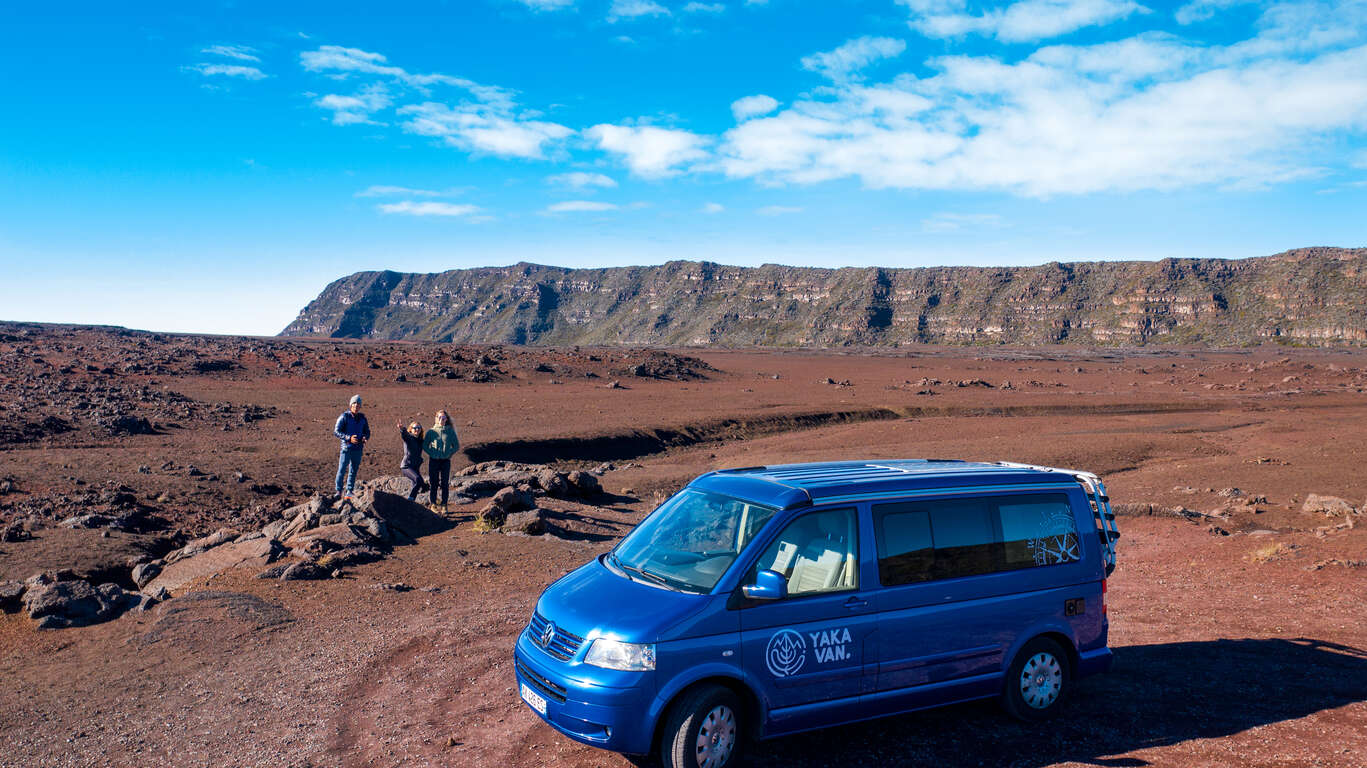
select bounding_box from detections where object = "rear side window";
[874,494,1079,586]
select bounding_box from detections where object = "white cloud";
[921,212,1005,232]
[300,45,514,103]
[377,201,481,216]
[701,202,725,213]
[901,0,1148,43]
[514,0,576,9]
[202,44,260,62]
[548,172,619,188]
[1175,0,1254,24]
[586,124,710,177]
[399,102,572,158]
[187,63,267,80]
[315,84,391,125]
[731,94,780,120]
[608,0,670,22]
[356,185,440,197]
[757,205,803,215]
[546,200,620,212]
[719,13,1367,197]
[801,36,907,83]
[684,2,727,11]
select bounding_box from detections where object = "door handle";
[844,597,869,610]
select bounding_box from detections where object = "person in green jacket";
[424,409,460,511]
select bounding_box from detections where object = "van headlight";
[584,638,656,671]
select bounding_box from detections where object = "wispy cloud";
[314,84,391,125]
[757,205,803,215]
[608,0,670,22]
[801,36,906,83]
[548,172,618,188]
[731,94,780,121]
[377,201,481,216]
[546,200,619,212]
[186,63,268,80]
[299,45,570,159]
[202,44,260,62]
[586,124,709,178]
[355,185,440,197]
[899,0,1148,43]
[683,2,727,12]
[701,202,725,213]
[513,0,576,10]
[921,212,1005,232]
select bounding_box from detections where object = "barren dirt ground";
[1,324,1365,767]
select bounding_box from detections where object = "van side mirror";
[742,569,788,601]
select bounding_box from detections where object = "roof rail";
[995,462,1119,576]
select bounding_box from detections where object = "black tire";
[1002,637,1071,722]
[659,684,745,768]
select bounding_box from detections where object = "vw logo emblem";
[539,621,557,649]
[765,629,806,677]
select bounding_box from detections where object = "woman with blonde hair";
[396,419,429,502]
[423,409,460,511]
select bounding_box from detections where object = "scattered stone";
[1,520,31,542]
[566,470,601,497]
[372,582,414,592]
[131,562,162,589]
[279,562,329,581]
[501,509,546,536]
[606,379,626,389]
[536,469,570,497]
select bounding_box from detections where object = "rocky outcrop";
[281,248,1367,347]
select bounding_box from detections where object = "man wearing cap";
[333,394,371,499]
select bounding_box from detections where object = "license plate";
[520,683,547,716]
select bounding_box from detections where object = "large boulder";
[281,495,328,521]
[0,581,24,612]
[144,537,283,596]
[492,486,535,513]
[23,579,137,629]
[536,469,570,498]
[566,471,601,497]
[284,523,368,554]
[131,562,162,589]
[164,527,240,565]
[349,482,452,542]
[1302,494,1357,517]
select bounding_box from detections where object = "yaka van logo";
[765,629,806,677]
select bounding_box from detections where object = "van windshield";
[610,489,779,593]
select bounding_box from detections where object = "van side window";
[752,507,858,596]
[874,493,1080,586]
[999,496,1081,567]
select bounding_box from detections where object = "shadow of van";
[748,638,1367,767]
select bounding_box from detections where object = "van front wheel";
[660,685,744,768]
[1002,637,1071,721]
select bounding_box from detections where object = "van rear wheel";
[660,685,744,768]
[1002,637,1071,722]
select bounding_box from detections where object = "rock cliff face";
[281,247,1367,347]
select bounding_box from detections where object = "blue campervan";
[514,460,1120,768]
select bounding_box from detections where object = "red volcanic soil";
[1,323,1366,767]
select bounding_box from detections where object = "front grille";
[517,658,568,703]
[527,611,586,662]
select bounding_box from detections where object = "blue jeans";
[336,446,363,495]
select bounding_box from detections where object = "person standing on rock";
[333,394,370,500]
[397,420,429,502]
[424,409,459,511]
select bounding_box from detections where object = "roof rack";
[995,462,1119,576]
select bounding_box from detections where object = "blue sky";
[2,0,1365,335]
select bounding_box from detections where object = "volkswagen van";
[513,460,1119,768]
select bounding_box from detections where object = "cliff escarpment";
[281,247,1367,347]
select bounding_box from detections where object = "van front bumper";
[514,633,656,755]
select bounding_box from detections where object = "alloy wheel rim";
[1020,652,1063,709]
[695,704,737,768]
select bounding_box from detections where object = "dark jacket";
[399,428,425,470]
[335,411,370,450]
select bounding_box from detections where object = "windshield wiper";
[611,554,685,592]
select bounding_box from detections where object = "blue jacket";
[335,411,370,450]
